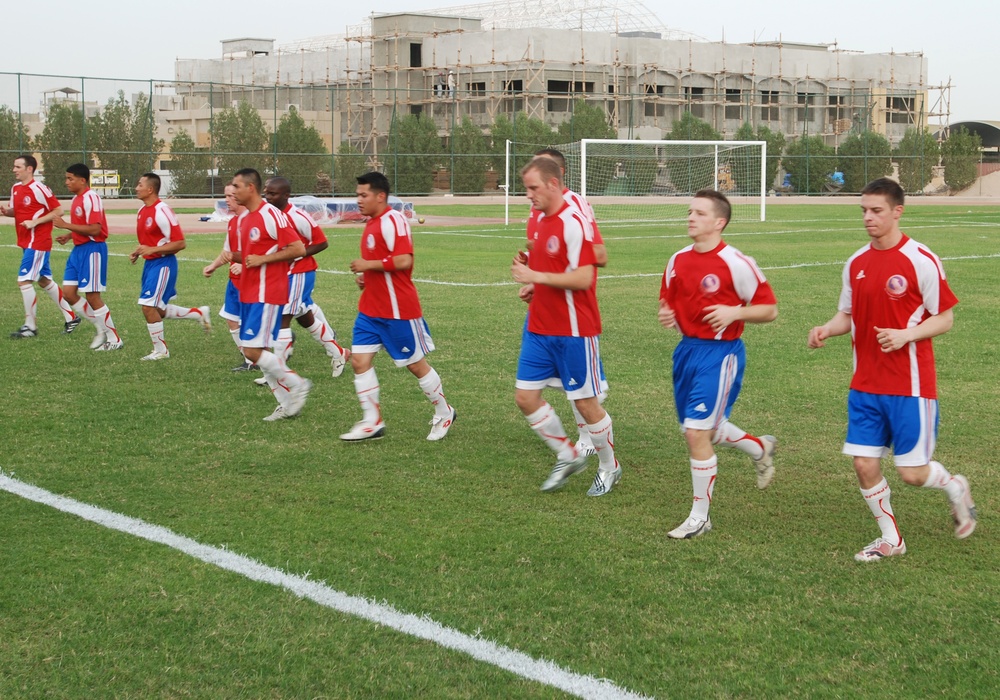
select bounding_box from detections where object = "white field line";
[0,474,650,700]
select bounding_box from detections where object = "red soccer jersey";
[839,234,958,399]
[224,216,241,282]
[358,207,423,320]
[284,203,328,274]
[10,179,59,250]
[237,201,299,305]
[527,202,601,337]
[69,188,108,245]
[136,200,184,259]
[526,189,604,247]
[660,240,777,341]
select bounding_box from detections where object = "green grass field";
[1,203,998,698]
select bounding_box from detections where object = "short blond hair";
[521,156,562,185]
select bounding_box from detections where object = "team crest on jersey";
[249,227,261,242]
[545,235,560,255]
[700,274,721,296]
[75,206,83,216]
[145,216,153,228]
[22,195,30,206]
[885,275,908,298]
[366,233,376,250]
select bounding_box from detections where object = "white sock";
[274,327,294,363]
[713,420,764,460]
[353,368,382,425]
[71,299,98,328]
[309,303,328,327]
[690,455,717,520]
[92,304,120,342]
[256,350,302,405]
[164,304,203,321]
[42,280,74,322]
[417,368,451,419]
[305,318,345,359]
[525,403,573,459]
[20,285,37,329]
[570,402,589,444]
[147,321,167,354]
[229,328,242,350]
[923,460,963,500]
[586,411,618,471]
[860,478,902,545]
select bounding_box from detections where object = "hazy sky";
[3,0,993,123]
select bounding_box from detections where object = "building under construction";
[167,0,943,156]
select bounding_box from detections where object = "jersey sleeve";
[154,205,184,245]
[380,212,413,256]
[730,252,776,306]
[915,246,958,315]
[564,212,595,269]
[83,192,103,224]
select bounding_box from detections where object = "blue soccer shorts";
[672,336,745,431]
[239,302,283,348]
[283,271,315,318]
[17,249,52,282]
[351,312,435,367]
[844,390,938,467]
[137,256,178,309]
[220,279,243,323]
[63,241,108,292]
[516,329,605,401]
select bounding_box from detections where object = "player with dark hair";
[659,189,778,539]
[340,171,455,442]
[809,177,975,561]
[230,168,312,421]
[52,163,123,351]
[511,156,621,496]
[129,172,212,359]
[1,154,78,337]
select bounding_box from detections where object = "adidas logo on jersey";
[856,270,866,280]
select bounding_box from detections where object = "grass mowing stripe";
[0,474,649,700]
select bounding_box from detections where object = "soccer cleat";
[575,440,597,457]
[587,463,622,497]
[667,516,713,540]
[95,339,124,352]
[331,348,351,378]
[426,406,456,441]
[950,475,977,539]
[63,317,83,334]
[854,537,906,562]
[140,350,170,361]
[253,376,269,386]
[232,360,259,372]
[540,450,588,492]
[198,306,212,333]
[90,331,107,350]
[9,325,38,339]
[283,378,312,417]
[262,405,290,422]
[753,435,777,489]
[340,421,386,442]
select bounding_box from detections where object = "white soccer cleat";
[340,421,386,442]
[263,405,290,422]
[575,440,597,457]
[854,537,906,562]
[540,450,588,492]
[90,331,107,350]
[667,516,713,540]
[426,406,456,441]
[950,475,977,539]
[253,376,269,386]
[587,463,621,497]
[331,348,351,378]
[198,306,212,333]
[140,350,170,361]
[95,339,124,352]
[284,378,312,417]
[753,435,777,489]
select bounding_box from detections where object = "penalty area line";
[0,474,649,700]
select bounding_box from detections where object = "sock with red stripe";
[861,478,902,545]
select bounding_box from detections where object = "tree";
[894,128,939,193]
[836,131,892,192]
[33,102,87,196]
[272,106,328,194]
[385,113,442,195]
[88,91,164,194]
[333,141,368,196]
[557,100,615,143]
[941,126,982,193]
[211,101,271,180]
[167,128,211,196]
[450,116,489,194]
[664,112,723,193]
[782,135,837,194]
[489,112,555,194]
[734,123,785,191]
[0,105,31,193]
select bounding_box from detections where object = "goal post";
[575,139,767,225]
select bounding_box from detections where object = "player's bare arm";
[658,300,677,329]
[702,303,777,332]
[511,259,594,290]
[131,239,186,263]
[594,244,608,268]
[349,253,413,274]
[305,241,329,257]
[52,216,100,237]
[246,240,306,269]
[808,310,852,348]
[874,308,954,353]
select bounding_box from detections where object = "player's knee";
[898,466,928,486]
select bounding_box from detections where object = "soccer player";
[341,171,455,442]
[510,156,620,496]
[808,177,976,562]
[659,189,778,539]
[51,163,123,351]
[129,173,212,360]
[523,148,609,458]
[203,183,255,371]
[229,168,312,421]
[262,176,349,376]
[0,154,78,337]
